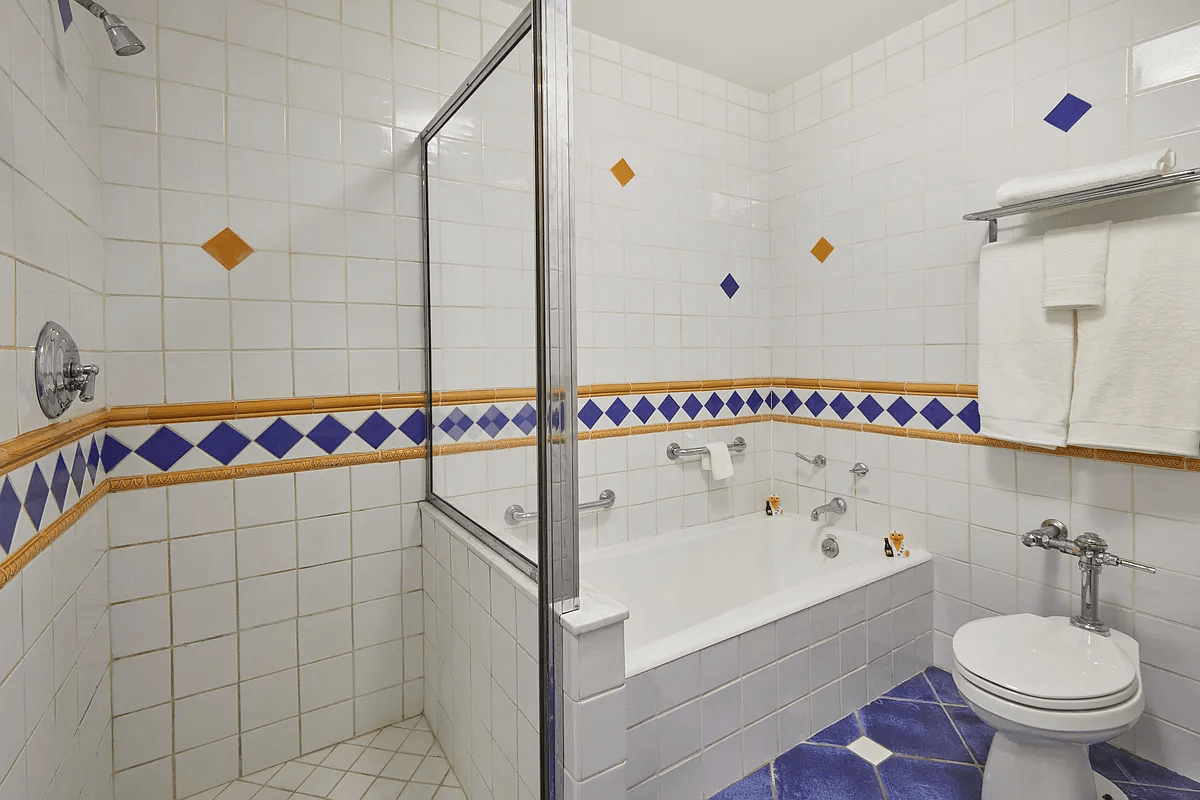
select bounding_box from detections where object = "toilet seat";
[953,615,1138,712]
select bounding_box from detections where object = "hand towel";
[700,442,734,481]
[1068,213,1200,456]
[1043,221,1112,309]
[978,236,1077,448]
[996,150,1176,207]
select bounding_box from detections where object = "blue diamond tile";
[878,756,983,800]
[810,713,862,746]
[512,404,537,436]
[830,392,855,419]
[0,478,21,553]
[887,397,917,426]
[24,465,50,530]
[198,422,252,465]
[100,434,132,473]
[727,392,745,415]
[805,392,828,417]
[1045,92,1092,132]
[705,393,725,418]
[658,395,680,422]
[782,390,802,414]
[87,438,100,480]
[858,697,972,763]
[578,400,603,430]
[308,416,352,454]
[858,395,884,423]
[682,394,703,420]
[766,391,779,410]
[884,673,939,704]
[70,445,86,495]
[551,403,564,432]
[477,405,510,439]
[775,744,884,800]
[945,705,994,765]
[50,454,71,512]
[399,410,428,445]
[925,668,967,706]
[921,399,954,430]
[746,390,764,413]
[355,412,395,450]
[633,397,656,424]
[958,400,981,433]
[437,408,473,442]
[136,427,194,472]
[256,419,304,459]
[1089,742,1133,785]
[606,398,630,426]
[720,273,740,299]
[711,764,773,800]
[1099,744,1200,791]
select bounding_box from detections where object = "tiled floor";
[713,667,1200,800]
[184,716,463,800]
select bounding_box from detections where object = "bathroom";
[1,0,1199,798]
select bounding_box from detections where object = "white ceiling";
[554,0,955,94]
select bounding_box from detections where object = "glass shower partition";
[419,2,579,797]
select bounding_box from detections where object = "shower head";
[74,0,146,56]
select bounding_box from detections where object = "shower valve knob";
[34,322,100,419]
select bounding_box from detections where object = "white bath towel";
[978,236,1077,448]
[996,150,1177,207]
[1068,213,1200,456]
[700,442,734,481]
[1043,221,1112,309]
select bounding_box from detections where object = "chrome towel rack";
[964,167,1200,242]
[504,489,616,525]
[666,437,747,461]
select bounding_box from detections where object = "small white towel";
[996,150,1177,207]
[1043,221,1112,309]
[700,442,734,481]
[978,237,1076,448]
[1068,213,1200,456]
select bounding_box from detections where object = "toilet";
[952,613,1144,800]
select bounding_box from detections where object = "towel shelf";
[964,167,1200,243]
[666,437,747,461]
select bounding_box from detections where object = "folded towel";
[978,237,1076,448]
[1068,213,1200,456]
[996,150,1176,207]
[1043,221,1111,309]
[700,442,734,481]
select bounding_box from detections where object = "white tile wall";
[108,462,423,798]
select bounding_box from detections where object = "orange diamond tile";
[811,237,835,263]
[610,158,636,187]
[201,227,255,271]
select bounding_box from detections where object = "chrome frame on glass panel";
[418,5,538,584]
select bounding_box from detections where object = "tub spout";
[811,497,847,522]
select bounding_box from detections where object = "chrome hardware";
[34,322,100,419]
[1021,519,1156,635]
[504,489,616,526]
[821,533,840,558]
[811,496,847,523]
[795,452,827,468]
[850,462,869,477]
[667,437,747,461]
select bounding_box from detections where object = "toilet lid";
[954,614,1137,705]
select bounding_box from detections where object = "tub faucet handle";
[795,452,826,468]
[850,462,869,477]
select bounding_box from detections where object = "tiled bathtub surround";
[625,562,934,799]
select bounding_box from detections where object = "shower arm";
[73,0,111,19]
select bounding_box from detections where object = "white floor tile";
[847,735,893,765]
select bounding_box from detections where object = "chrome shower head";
[74,0,146,56]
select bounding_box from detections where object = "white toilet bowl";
[951,614,1144,800]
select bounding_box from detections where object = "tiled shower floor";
[185,716,463,800]
[713,667,1200,800]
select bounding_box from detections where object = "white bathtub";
[581,512,931,677]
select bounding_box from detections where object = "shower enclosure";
[420,1,579,796]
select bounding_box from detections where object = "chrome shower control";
[795,452,826,468]
[34,322,100,419]
[850,462,869,477]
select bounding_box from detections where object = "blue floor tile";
[711,764,773,800]
[775,744,885,800]
[1119,784,1200,799]
[1091,741,1135,784]
[878,755,984,800]
[924,667,967,706]
[884,673,940,703]
[811,713,862,746]
[944,705,994,765]
[858,698,972,763]
[1107,745,1200,791]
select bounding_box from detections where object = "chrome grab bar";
[666,437,747,461]
[504,489,616,525]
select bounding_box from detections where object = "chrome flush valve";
[34,322,100,419]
